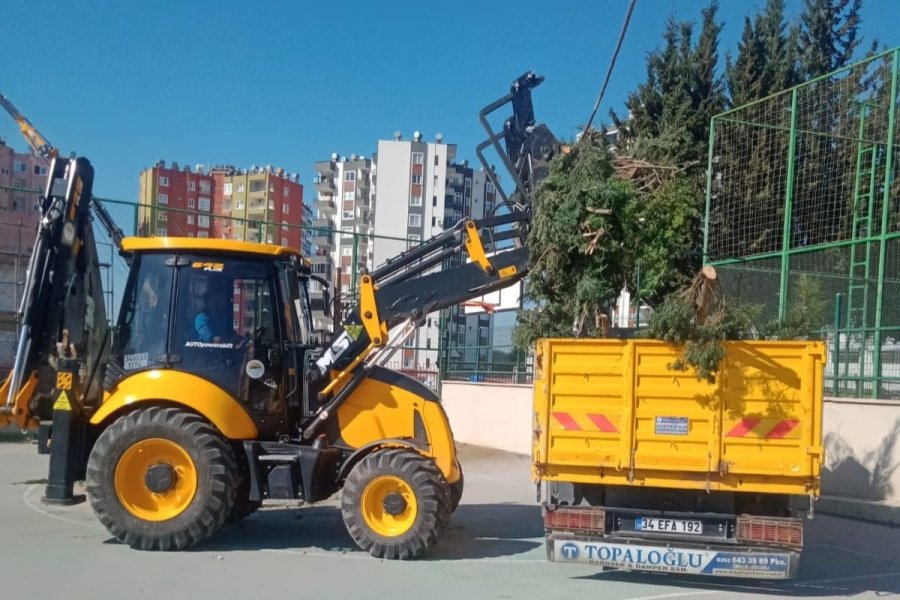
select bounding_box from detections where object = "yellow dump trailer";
[532,338,825,579]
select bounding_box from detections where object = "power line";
[582,0,638,137]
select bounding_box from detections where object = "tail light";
[735,515,803,549]
[544,507,606,534]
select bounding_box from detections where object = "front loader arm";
[300,71,563,440]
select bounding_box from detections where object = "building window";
[157,213,167,222]
[281,237,288,246]
[343,191,354,201]
[250,181,265,193]
[187,215,195,225]
[410,194,422,207]
[198,197,210,212]
[411,174,423,185]
[156,228,167,236]
[344,171,356,182]
[455,192,463,204]
[408,214,422,227]
[341,247,352,256]
[14,161,26,173]
[283,203,289,214]
[412,152,424,165]
[188,198,195,209]
[189,181,196,191]
[465,178,472,188]
[33,165,47,175]
[486,182,495,194]
[434,154,440,166]
[198,231,209,238]
[159,176,169,187]
[284,186,290,195]
[237,184,245,193]
[198,215,210,228]
[235,201,245,210]
[224,183,233,195]
[343,210,354,219]
[200,181,211,193]
[433,196,438,207]
[157,193,168,205]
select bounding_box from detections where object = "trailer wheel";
[86,406,237,550]
[341,448,451,559]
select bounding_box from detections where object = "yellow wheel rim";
[360,475,418,537]
[114,438,197,522]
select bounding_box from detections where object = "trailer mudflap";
[547,533,800,579]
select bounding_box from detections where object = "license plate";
[635,517,703,535]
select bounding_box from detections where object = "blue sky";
[2,0,898,233]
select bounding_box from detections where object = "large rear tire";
[86,406,238,550]
[341,448,451,559]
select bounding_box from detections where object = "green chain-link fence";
[705,47,900,399]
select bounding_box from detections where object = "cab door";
[173,255,290,439]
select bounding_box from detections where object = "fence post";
[778,88,800,323]
[833,292,843,395]
[872,48,899,399]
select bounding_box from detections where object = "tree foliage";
[513,132,698,347]
[613,1,726,169]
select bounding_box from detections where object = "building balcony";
[248,201,267,214]
[315,176,335,191]
[315,198,335,214]
[312,217,332,229]
[314,161,336,176]
[312,231,333,246]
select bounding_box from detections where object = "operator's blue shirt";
[195,312,225,342]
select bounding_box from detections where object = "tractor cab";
[106,237,322,440]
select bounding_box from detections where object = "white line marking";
[21,485,104,531]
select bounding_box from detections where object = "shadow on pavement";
[569,514,900,597]
[189,502,543,560]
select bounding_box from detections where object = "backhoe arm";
[0,157,109,428]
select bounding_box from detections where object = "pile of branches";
[611,156,699,195]
[643,266,756,383]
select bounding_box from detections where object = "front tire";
[86,406,237,550]
[341,448,451,559]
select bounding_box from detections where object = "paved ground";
[0,438,898,600]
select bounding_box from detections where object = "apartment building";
[0,141,49,368]
[312,153,375,335]
[138,161,216,238]
[209,165,303,249]
[139,162,304,247]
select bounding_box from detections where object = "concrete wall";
[822,398,900,505]
[441,381,532,455]
[440,381,900,509]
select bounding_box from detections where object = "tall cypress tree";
[798,0,863,79]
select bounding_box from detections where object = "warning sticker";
[53,392,72,412]
[655,416,689,436]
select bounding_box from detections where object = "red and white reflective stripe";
[551,412,619,433]
[552,412,582,431]
[726,418,802,439]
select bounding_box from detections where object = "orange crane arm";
[0,92,58,160]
